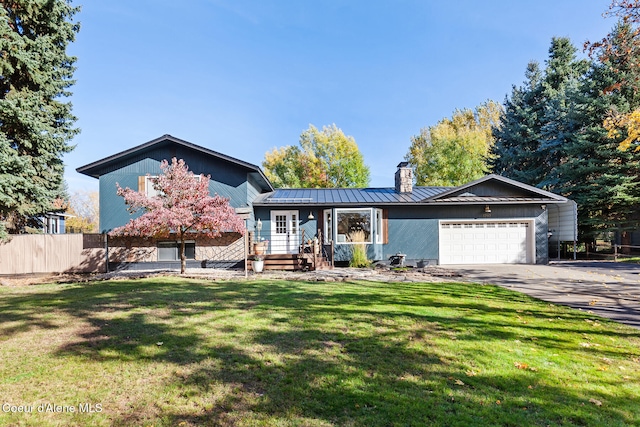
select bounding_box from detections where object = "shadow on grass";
[1,277,639,426]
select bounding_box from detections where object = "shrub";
[348,230,370,268]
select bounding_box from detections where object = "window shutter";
[138,176,146,193]
[383,209,389,244]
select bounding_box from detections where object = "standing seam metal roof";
[253,186,452,205]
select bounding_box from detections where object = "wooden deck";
[248,253,333,272]
[248,231,334,272]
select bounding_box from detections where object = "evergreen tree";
[536,38,589,191]
[0,1,80,236]
[490,62,545,185]
[492,38,588,192]
[557,24,640,240]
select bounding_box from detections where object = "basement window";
[158,241,196,261]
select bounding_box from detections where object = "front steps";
[248,253,333,271]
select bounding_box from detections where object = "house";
[41,212,73,234]
[76,134,273,269]
[254,163,576,266]
[78,135,576,270]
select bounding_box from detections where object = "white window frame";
[145,175,202,198]
[375,208,384,244]
[145,176,161,198]
[335,208,373,244]
[323,209,333,244]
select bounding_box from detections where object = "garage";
[439,220,535,264]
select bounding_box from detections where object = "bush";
[348,230,370,268]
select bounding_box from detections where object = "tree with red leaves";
[110,158,245,274]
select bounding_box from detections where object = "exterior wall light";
[484,205,491,214]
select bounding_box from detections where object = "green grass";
[619,256,640,265]
[1,277,639,426]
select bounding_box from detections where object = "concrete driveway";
[446,261,640,329]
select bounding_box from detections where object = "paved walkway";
[446,261,640,329]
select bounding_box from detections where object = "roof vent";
[395,162,413,193]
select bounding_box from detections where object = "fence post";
[104,233,109,273]
[614,244,618,262]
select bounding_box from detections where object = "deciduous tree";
[65,190,99,233]
[263,124,370,188]
[0,1,80,238]
[406,100,502,186]
[110,158,245,274]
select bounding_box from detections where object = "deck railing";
[250,228,334,267]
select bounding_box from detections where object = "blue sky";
[65,0,616,192]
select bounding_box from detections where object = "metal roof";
[253,186,451,206]
[428,196,555,204]
[427,174,567,202]
[254,174,570,207]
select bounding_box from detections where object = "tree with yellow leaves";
[263,124,370,188]
[405,101,503,186]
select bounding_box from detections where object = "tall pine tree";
[536,38,588,192]
[557,23,640,241]
[492,38,588,191]
[0,1,80,237]
[490,61,545,185]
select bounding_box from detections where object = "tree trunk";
[180,235,186,274]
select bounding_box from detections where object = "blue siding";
[385,218,440,261]
[99,148,257,232]
[259,204,550,264]
[252,207,316,254]
[100,172,140,232]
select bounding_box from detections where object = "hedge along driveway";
[447,261,640,328]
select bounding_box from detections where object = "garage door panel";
[440,220,533,265]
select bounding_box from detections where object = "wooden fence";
[0,234,106,275]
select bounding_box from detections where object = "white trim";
[335,208,373,245]
[323,209,333,244]
[270,210,299,254]
[438,218,536,264]
[145,176,160,198]
[375,208,384,244]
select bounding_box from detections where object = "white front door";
[270,210,299,254]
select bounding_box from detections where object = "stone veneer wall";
[394,163,413,194]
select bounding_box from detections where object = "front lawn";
[0,277,639,426]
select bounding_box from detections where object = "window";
[275,215,287,234]
[322,209,333,245]
[45,216,59,234]
[291,213,297,235]
[158,241,195,261]
[323,209,332,244]
[143,175,202,198]
[375,209,383,244]
[336,208,372,244]
[145,176,161,198]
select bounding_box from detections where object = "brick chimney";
[395,162,413,193]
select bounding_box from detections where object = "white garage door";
[439,221,534,264]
